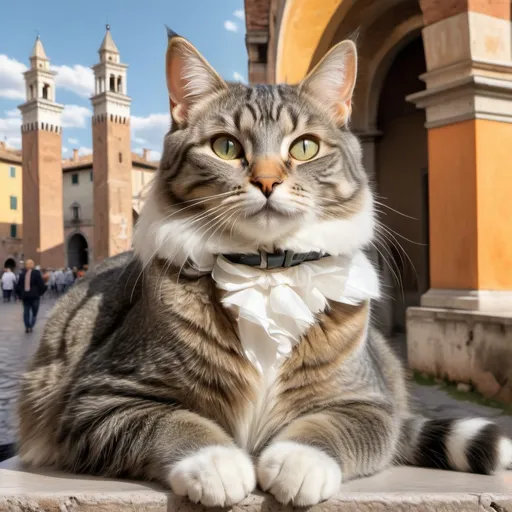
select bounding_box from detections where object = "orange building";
[245,0,512,400]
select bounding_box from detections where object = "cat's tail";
[398,416,512,474]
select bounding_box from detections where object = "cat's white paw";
[169,445,255,507]
[257,441,342,506]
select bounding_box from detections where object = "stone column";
[407,0,512,399]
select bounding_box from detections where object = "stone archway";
[4,258,16,270]
[67,233,89,269]
[374,36,428,333]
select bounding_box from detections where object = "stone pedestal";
[2,457,512,511]
[407,2,512,396]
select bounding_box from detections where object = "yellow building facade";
[245,0,512,401]
[0,142,23,269]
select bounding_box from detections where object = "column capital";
[409,10,512,127]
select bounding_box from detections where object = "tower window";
[29,84,34,99]
[42,83,50,99]
[117,76,122,92]
[9,166,16,178]
[118,152,123,163]
[10,224,17,238]
[109,74,116,92]
[10,196,17,210]
[71,173,79,185]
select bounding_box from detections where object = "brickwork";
[21,127,65,268]
[245,0,271,31]
[92,115,133,263]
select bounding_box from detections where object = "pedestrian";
[55,268,66,294]
[16,259,46,333]
[1,267,17,303]
[48,269,57,297]
[64,267,74,291]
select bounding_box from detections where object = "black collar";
[222,250,329,269]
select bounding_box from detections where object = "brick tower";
[18,36,65,268]
[91,25,132,263]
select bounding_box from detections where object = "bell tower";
[91,25,132,262]
[18,36,65,268]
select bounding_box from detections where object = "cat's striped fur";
[17,32,512,507]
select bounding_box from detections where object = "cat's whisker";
[170,205,243,292]
[130,202,232,302]
[371,235,405,302]
[156,202,243,295]
[373,200,417,220]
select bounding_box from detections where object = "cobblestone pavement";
[390,335,512,436]
[1,301,511,451]
[0,297,57,447]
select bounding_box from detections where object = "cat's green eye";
[289,137,319,161]
[211,136,243,160]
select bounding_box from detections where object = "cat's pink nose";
[250,175,283,198]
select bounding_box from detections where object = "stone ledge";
[2,457,512,511]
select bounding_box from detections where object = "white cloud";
[233,72,247,84]
[68,137,79,145]
[52,64,94,98]
[0,55,95,101]
[0,108,22,147]
[224,20,238,33]
[78,146,92,156]
[233,9,244,20]
[0,54,27,100]
[62,147,69,153]
[61,104,92,128]
[131,113,169,156]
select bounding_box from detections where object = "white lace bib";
[212,251,380,374]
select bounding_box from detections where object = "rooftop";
[99,25,119,54]
[62,148,158,171]
[30,35,48,60]
[0,142,22,165]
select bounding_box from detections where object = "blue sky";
[0,0,247,159]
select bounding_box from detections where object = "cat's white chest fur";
[212,251,380,451]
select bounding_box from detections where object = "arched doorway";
[375,36,428,333]
[4,258,15,270]
[67,233,89,269]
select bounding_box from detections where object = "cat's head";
[134,32,374,271]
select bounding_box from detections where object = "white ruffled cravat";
[212,251,380,374]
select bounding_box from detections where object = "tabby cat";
[17,31,512,507]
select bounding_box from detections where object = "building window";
[10,224,17,238]
[29,84,34,99]
[10,196,17,210]
[90,171,93,181]
[9,166,15,178]
[42,83,50,100]
[109,74,116,92]
[117,76,122,92]
[71,173,79,185]
[72,204,80,221]
[118,152,122,163]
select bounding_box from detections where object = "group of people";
[1,261,88,333]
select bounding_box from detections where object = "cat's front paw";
[169,445,255,507]
[257,441,342,506]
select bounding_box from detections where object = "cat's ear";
[165,29,227,124]
[300,40,357,126]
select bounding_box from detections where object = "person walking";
[1,267,17,303]
[16,259,46,333]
